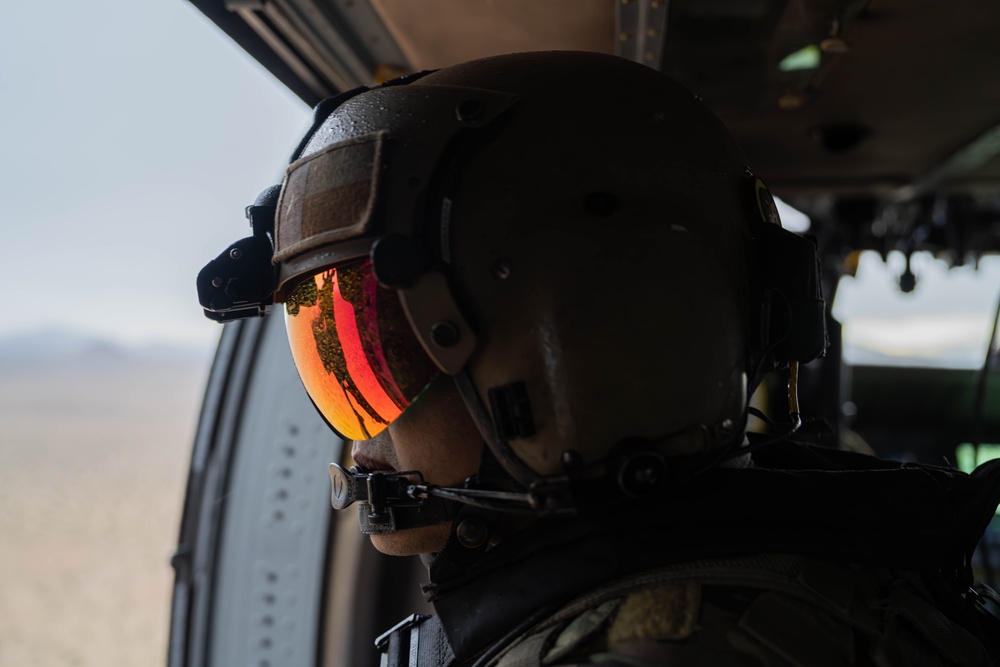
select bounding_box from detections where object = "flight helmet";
[198,51,826,528]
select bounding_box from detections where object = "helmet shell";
[285,51,754,476]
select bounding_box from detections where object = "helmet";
[198,51,826,525]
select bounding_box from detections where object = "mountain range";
[0,328,212,368]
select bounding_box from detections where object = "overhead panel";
[368,0,614,70]
[893,123,1000,201]
[687,0,1000,199]
[616,0,671,70]
[189,0,1000,257]
[222,0,410,99]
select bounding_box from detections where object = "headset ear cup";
[744,172,776,375]
[744,174,828,370]
[757,226,828,363]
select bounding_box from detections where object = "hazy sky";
[2,1,997,366]
[1,0,311,349]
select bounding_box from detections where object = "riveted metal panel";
[202,312,342,667]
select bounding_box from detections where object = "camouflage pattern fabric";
[487,554,997,667]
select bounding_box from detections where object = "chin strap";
[327,462,540,534]
[452,370,543,488]
[329,464,458,534]
[329,433,751,536]
[328,372,757,536]
[328,461,579,535]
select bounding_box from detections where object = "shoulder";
[489,554,997,667]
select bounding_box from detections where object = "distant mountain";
[0,328,210,368]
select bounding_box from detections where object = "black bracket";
[197,185,281,322]
[196,235,276,321]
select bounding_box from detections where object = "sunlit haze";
[1,0,311,352]
[836,251,1000,368]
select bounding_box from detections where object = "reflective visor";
[284,258,440,441]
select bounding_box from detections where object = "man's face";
[351,375,482,556]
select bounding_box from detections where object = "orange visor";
[284,258,440,441]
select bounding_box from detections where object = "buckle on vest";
[375,613,431,667]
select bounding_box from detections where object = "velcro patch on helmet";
[274,132,383,262]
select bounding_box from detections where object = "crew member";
[199,51,1000,666]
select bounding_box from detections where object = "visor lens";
[284,258,439,440]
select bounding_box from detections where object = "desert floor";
[0,356,209,666]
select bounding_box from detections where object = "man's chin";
[368,522,453,556]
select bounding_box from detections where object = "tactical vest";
[376,553,1000,667]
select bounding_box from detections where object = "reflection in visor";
[285,259,439,441]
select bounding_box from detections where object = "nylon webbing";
[377,614,456,667]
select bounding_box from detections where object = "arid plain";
[0,346,210,666]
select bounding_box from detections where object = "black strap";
[376,614,457,667]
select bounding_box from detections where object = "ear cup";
[744,173,828,371]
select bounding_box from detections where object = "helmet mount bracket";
[196,185,281,321]
[397,271,477,375]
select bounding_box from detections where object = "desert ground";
[0,351,210,666]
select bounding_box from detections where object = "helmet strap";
[452,370,543,489]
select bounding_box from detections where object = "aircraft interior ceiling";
[192,0,1000,263]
